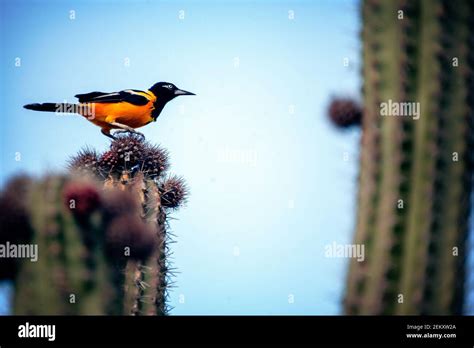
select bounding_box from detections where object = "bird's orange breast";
[81,101,155,129]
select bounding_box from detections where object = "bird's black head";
[149,82,195,102]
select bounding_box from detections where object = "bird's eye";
[164,84,173,90]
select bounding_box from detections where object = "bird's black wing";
[75,90,150,106]
[74,91,108,102]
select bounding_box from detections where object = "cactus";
[0,134,188,315]
[343,0,473,314]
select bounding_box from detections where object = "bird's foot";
[113,129,145,140]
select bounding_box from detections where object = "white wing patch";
[94,93,120,99]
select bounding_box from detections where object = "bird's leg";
[110,122,145,140]
[101,128,116,140]
[110,121,136,132]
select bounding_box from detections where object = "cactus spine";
[344,0,473,315]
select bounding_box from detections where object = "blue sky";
[0,0,471,315]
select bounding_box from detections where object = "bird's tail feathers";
[24,103,79,113]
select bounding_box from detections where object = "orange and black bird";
[24,82,195,139]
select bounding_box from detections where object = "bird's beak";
[174,88,195,96]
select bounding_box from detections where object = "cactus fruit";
[159,176,189,210]
[328,98,363,128]
[98,150,119,174]
[1,134,188,315]
[63,181,101,221]
[68,148,100,176]
[109,134,148,172]
[142,145,170,178]
[344,0,473,315]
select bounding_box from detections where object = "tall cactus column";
[70,134,188,315]
[344,0,473,315]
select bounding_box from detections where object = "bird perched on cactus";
[23,82,195,139]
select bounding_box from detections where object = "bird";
[24,82,195,139]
